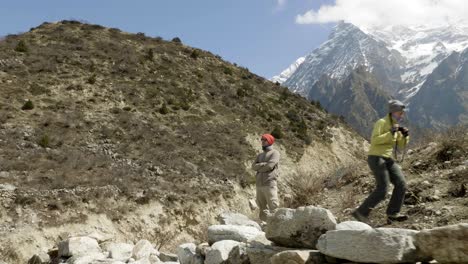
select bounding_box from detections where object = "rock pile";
[19,206,468,264]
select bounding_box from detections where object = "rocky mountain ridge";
[275,22,468,134]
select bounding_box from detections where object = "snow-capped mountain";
[364,24,468,99]
[271,57,305,84]
[280,22,468,101]
[408,46,468,129]
[278,21,468,132]
[283,22,405,97]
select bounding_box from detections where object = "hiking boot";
[387,213,408,223]
[352,210,370,224]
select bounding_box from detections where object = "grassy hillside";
[0,20,360,242]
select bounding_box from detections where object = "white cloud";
[296,0,468,28]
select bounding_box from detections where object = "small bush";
[223,66,233,75]
[180,101,191,111]
[311,100,323,110]
[172,37,182,43]
[15,40,28,52]
[279,88,290,101]
[236,83,253,98]
[21,100,34,110]
[190,50,200,59]
[38,134,51,148]
[286,170,326,208]
[159,102,169,115]
[271,126,284,139]
[87,74,97,84]
[146,48,154,61]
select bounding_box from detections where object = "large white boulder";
[177,243,203,264]
[317,228,430,263]
[265,206,336,248]
[414,223,468,263]
[226,243,249,264]
[65,252,106,264]
[105,242,134,260]
[132,240,158,260]
[159,252,178,262]
[271,249,326,264]
[246,241,290,264]
[208,225,264,244]
[58,236,101,257]
[205,240,240,264]
[335,221,372,230]
[217,212,262,231]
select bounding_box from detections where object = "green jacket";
[368,115,409,159]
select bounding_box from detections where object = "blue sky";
[0,0,335,78]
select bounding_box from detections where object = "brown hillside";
[0,21,365,261]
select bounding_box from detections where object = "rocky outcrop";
[205,240,240,264]
[177,243,203,264]
[271,250,326,264]
[217,212,262,231]
[414,223,468,263]
[208,225,264,244]
[28,206,468,264]
[265,206,336,248]
[58,236,101,258]
[316,228,430,263]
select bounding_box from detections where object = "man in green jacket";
[353,100,410,224]
[252,134,280,222]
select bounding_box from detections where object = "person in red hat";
[252,133,280,222]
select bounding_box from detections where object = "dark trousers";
[357,155,407,216]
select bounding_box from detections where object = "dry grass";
[0,21,356,251]
[337,188,360,211]
[325,163,363,189]
[0,244,20,263]
[285,170,327,208]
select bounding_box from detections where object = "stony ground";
[308,127,468,229]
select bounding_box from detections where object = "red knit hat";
[261,134,275,145]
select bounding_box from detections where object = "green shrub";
[271,126,284,139]
[159,102,169,114]
[146,48,154,61]
[87,74,97,84]
[223,66,233,75]
[21,100,34,110]
[171,37,182,43]
[38,134,50,148]
[279,88,290,101]
[236,87,247,98]
[15,40,28,52]
[286,110,300,123]
[311,100,323,110]
[180,101,191,111]
[190,50,200,59]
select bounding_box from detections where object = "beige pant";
[256,185,279,221]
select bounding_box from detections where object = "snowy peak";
[365,24,468,99]
[278,21,468,101]
[271,57,305,84]
[283,22,404,96]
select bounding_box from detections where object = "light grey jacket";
[251,146,280,187]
